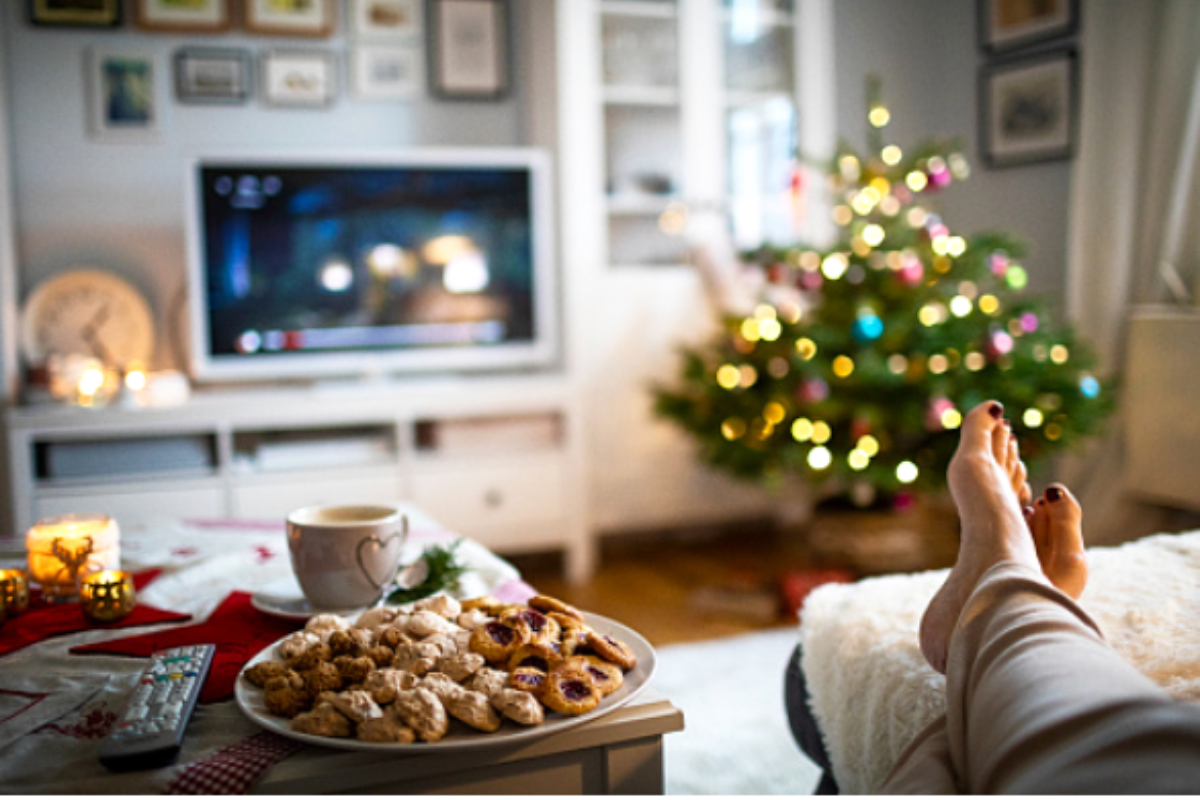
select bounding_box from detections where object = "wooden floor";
[508,518,833,648]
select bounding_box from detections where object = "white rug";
[653,629,822,795]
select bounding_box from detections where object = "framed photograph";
[261,50,337,107]
[28,0,122,27]
[428,0,509,100]
[980,49,1077,168]
[352,45,424,100]
[175,48,251,105]
[245,0,334,38]
[135,0,230,33]
[351,0,423,39]
[87,48,161,143]
[979,0,1078,54]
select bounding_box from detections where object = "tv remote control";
[99,644,216,771]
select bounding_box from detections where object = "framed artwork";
[978,0,1078,54]
[428,0,509,100]
[134,0,231,33]
[261,50,337,107]
[175,48,252,105]
[28,0,122,27]
[980,49,1077,168]
[351,0,423,39]
[245,0,334,38]
[87,48,161,143]
[352,45,424,100]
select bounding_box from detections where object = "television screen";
[184,149,556,382]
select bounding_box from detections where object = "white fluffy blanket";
[798,531,1200,794]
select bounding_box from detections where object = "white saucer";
[250,591,364,621]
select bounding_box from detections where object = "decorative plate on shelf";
[235,611,657,752]
[19,268,156,368]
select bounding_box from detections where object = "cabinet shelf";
[600,1,678,19]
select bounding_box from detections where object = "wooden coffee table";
[253,692,683,794]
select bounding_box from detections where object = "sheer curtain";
[1064,0,1200,541]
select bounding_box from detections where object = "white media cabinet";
[3,374,595,583]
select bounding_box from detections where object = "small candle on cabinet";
[25,515,120,601]
[79,570,136,624]
[0,569,30,614]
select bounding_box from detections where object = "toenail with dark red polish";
[1046,486,1063,502]
[988,402,1004,418]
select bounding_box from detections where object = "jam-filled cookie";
[469,620,529,663]
[588,632,638,671]
[528,594,585,622]
[508,666,548,698]
[497,606,558,643]
[567,655,624,696]
[541,665,602,716]
[506,641,565,673]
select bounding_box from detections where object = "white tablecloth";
[0,506,524,794]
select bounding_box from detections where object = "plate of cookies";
[234,593,656,751]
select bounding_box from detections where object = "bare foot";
[918,401,1045,674]
[1030,484,1088,599]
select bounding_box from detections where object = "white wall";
[1,1,531,371]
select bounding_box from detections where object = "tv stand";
[3,373,595,583]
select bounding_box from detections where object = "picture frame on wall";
[428,0,509,100]
[29,0,122,28]
[351,0,423,39]
[175,48,252,105]
[980,49,1077,168]
[978,0,1078,54]
[261,50,337,108]
[87,48,161,143]
[352,45,424,101]
[135,0,231,33]
[245,0,335,38]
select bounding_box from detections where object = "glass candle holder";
[0,569,30,614]
[26,515,121,602]
[79,570,136,624]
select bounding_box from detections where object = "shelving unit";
[4,374,595,582]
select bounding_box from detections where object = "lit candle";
[79,570,136,624]
[0,569,30,614]
[26,515,120,601]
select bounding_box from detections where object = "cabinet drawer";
[34,486,226,527]
[409,459,566,549]
[231,470,404,520]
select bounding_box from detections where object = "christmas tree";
[654,87,1114,500]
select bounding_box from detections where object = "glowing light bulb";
[1006,266,1029,290]
[738,365,758,388]
[862,224,885,247]
[741,318,761,342]
[896,461,919,484]
[887,354,909,374]
[1050,345,1069,364]
[906,171,928,192]
[839,155,861,181]
[881,145,902,165]
[716,365,740,390]
[857,435,880,457]
[906,207,928,227]
[763,402,786,425]
[928,354,949,374]
[941,408,963,429]
[811,421,832,444]
[832,205,854,226]
[868,105,891,128]
[965,352,986,371]
[791,418,814,442]
[1080,375,1101,398]
[879,196,901,216]
[949,295,973,317]
[1023,408,1044,428]
[795,338,817,360]
[808,446,833,470]
[722,418,747,440]
[979,294,1000,315]
[821,254,849,280]
[832,355,855,378]
[948,236,967,257]
[848,450,870,471]
[758,318,782,341]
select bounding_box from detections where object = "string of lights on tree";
[654,84,1114,499]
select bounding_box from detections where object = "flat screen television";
[184,148,557,383]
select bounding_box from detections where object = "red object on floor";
[780,568,855,619]
[70,591,303,704]
[0,569,189,659]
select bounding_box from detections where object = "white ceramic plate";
[235,612,657,752]
[250,591,365,622]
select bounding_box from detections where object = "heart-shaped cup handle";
[355,514,409,593]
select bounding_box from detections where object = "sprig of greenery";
[385,539,469,604]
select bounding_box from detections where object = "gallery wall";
[0,1,532,376]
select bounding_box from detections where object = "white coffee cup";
[285,504,408,609]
